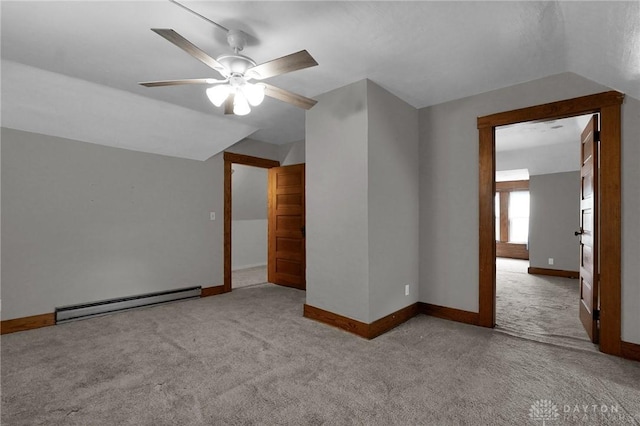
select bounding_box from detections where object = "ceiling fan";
[139,0,319,116]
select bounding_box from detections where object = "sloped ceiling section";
[1,61,257,161]
[1,2,639,160]
[561,1,640,95]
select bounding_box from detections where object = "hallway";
[496,258,596,352]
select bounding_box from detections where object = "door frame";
[223,152,280,293]
[476,91,624,356]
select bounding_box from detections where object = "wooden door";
[578,115,599,343]
[268,164,306,289]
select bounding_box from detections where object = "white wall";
[418,72,640,344]
[529,172,581,272]
[232,220,267,270]
[306,80,371,322]
[367,81,420,320]
[231,165,267,270]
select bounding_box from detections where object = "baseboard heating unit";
[55,286,201,323]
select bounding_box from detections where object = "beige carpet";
[232,265,267,289]
[495,258,595,352]
[2,283,639,425]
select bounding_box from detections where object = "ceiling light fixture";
[140,2,319,116]
[205,78,266,115]
[202,43,267,115]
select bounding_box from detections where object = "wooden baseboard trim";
[621,341,640,362]
[527,267,579,279]
[304,304,369,337]
[1,313,55,335]
[201,285,227,297]
[496,242,529,260]
[419,302,479,326]
[369,303,420,339]
[303,303,419,339]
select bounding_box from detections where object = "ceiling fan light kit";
[139,1,319,116]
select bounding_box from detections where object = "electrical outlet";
[210,212,216,221]
[405,285,410,296]
[548,258,554,265]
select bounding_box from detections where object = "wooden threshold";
[201,285,227,297]
[1,313,55,335]
[418,302,479,326]
[303,303,419,339]
[527,267,579,279]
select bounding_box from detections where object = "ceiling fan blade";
[151,29,228,78]
[139,78,227,87]
[263,83,317,110]
[246,50,318,80]
[224,93,235,115]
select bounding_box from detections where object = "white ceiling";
[496,114,595,176]
[2,1,639,160]
[496,114,593,152]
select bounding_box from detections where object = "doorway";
[231,163,269,289]
[223,152,307,293]
[494,115,595,350]
[223,152,280,293]
[477,91,624,356]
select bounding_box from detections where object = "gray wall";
[1,127,222,320]
[307,80,371,322]
[279,140,305,165]
[306,79,419,323]
[231,165,267,270]
[367,81,420,320]
[529,172,580,271]
[0,131,291,320]
[418,72,640,344]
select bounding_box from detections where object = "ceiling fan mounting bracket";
[226,29,247,53]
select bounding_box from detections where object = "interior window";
[495,193,500,241]
[508,191,530,243]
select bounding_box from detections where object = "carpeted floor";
[232,265,268,289]
[496,258,596,352]
[2,283,639,425]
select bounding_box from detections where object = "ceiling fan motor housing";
[216,54,256,75]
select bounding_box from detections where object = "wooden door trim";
[477,91,624,356]
[223,152,280,293]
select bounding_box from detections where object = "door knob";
[574,229,584,236]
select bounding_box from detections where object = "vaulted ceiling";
[2,1,638,160]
